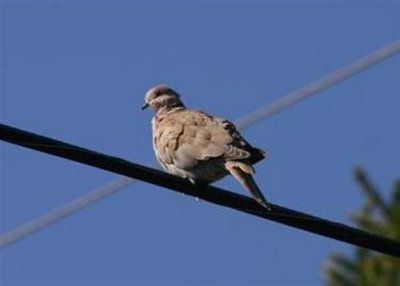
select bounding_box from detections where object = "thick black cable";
[1,122,399,257]
[2,41,399,248]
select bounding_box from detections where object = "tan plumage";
[142,85,271,210]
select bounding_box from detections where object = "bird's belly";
[162,160,228,183]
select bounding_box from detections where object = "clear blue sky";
[1,1,399,285]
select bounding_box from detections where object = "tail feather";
[249,147,267,165]
[225,161,271,210]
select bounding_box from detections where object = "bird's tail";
[225,161,271,211]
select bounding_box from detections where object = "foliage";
[325,167,400,286]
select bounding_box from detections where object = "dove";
[142,85,271,210]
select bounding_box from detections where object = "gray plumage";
[142,85,271,210]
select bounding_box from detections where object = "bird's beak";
[141,103,149,110]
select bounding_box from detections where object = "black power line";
[1,122,399,257]
[2,41,399,248]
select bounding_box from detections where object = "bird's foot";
[187,178,205,203]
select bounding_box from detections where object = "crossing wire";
[1,123,400,257]
[1,40,399,248]
[235,40,400,129]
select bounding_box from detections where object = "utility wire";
[1,40,399,248]
[235,40,400,129]
[1,123,400,257]
[0,177,134,247]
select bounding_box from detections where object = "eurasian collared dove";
[142,85,271,210]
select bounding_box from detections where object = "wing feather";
[154,109,265,171]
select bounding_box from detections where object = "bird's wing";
[156,109,260,170]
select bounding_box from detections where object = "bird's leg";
[179,178,198,199]
[187,178,209,203]
[188,178,197,185]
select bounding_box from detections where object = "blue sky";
[1,1,399,285]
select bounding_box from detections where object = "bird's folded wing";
[155,110,255,170]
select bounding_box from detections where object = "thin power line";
[1,41,399,248]
[0,177,134,247]
[235,40,400,129]
[1,123,400,257]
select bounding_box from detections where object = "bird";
[142,85,271,210]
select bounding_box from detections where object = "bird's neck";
[156,103,186,115]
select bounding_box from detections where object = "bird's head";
[142,85,184,112]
